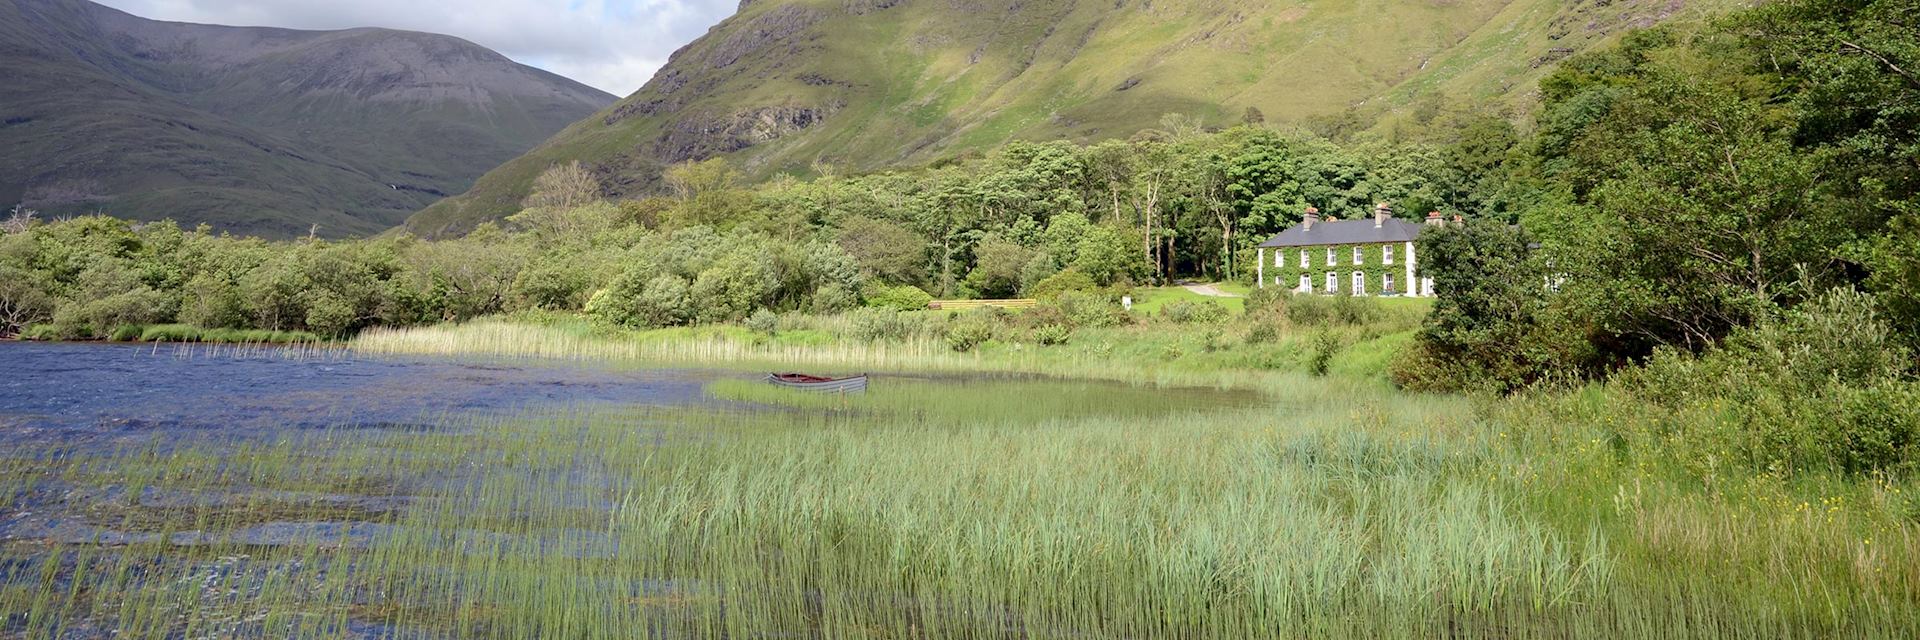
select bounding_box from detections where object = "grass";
[4,359,1915,637]
[1128,285,1248,315]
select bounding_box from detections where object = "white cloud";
[91,0,741,96]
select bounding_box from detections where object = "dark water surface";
[0,341,720,447]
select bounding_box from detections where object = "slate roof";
[1256,218,1428,248]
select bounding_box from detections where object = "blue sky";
[93,0,742,96]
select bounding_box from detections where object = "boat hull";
[765,374,869,394]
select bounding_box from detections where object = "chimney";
[1452,214,1465,226]
[1303,206,1320,231]
[1374,202,1392,228]
[1425,211,1444,227]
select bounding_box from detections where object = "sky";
[91,0,742,96]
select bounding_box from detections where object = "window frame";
[1383,244,1394,265]
[1353,246,1364,265]
[1352,271,1366,296]
[1325,271,1338,293]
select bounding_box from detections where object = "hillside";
[0,0,615,238]
[411,0,1743,235]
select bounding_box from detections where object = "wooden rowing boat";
[765,373,869,394]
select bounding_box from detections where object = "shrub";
[179,274,246,329]
[1027,269,1096,301]
[107,325,145,342]
[746,309,779,335]
[1246,322,1280,345]
[1308,331,1341,377]
[848,308,918,342]
[1244,286,1286,314]
[634,276,694,327]
[1036,291,1124,329]
[18,324,60,341]
[1160,299,1228,324]
[691,261,768,324]
[1033,324,1071,346]
[513,261,594,311]
[305,292,358,338]
[810,283,857,315]
[587,272,693,328]
[867,284,933,312]
[944,314,996,352]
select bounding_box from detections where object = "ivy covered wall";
[1258,243,1414,296]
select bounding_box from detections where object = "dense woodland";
[2,0,1914,404]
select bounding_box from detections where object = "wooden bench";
[928,299,1038,310]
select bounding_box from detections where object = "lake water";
[0,341,722,450]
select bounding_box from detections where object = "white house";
[1254,204,1445,297]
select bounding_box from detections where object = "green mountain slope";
[0,0,615,238]
[412,0,1744,236]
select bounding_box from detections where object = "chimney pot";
[1425,211,1444,227]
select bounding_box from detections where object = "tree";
[664,158,753,228]
[961,234,1034,298]
[836,216,925,285]
[523,162,602,212]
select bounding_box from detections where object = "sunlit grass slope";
[415,0,1746,233]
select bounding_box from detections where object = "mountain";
[410,0,1744,236]
[0,0,616,238]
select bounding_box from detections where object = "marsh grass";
[3,369,1916,638]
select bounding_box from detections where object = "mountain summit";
[411,0,1732,235]
[0,0,615,237]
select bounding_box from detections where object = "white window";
[1299,274,1311,291]
[1325,272,1338,293]
[1326,247,1335,266]
[1352,246,1364,265]
[1384,273,1396,294]
[1299,250,1309,268]
[1274,249,1283,268]
[1383,245,1394,265]
[1352,271,1366,296]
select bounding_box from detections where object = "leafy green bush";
[944,314,996,352]
[1245,322,1280,345]
[810,283,857,315]
[1243,286,1286,314]
[107,325,145,342]
[691,260,769,324]
[178,274,246,329]
[848,308,920,342]
[18,324,60,341]
[1160,299,1228,324]
[1033,324,1071,346]
[1607,289,1920,475]
[305,292,358,338]
[866,284,933,312]
[1308,331,1341,377]
[746,310,779,334]
[1027,269,1096,300]
[1032,291,1124,329]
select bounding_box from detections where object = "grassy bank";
[353,298,1426,389]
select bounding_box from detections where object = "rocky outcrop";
[653,103,843,164]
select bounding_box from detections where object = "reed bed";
[3,375,1915,638]
[351,319,1362,392]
